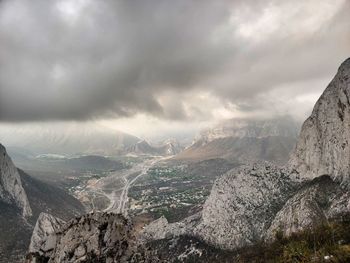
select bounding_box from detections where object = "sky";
[0,0,349,141]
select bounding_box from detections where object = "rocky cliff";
[27,212,157,263]
[289,58,350,186]
[0,144,32,217]
[28,213,66,260]
[141,58,350,251]
[194,163,300,249]
[0,143,84,263]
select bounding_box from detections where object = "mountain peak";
[339,57,350,71]
[289,57,350,186]
[0,143,32,217]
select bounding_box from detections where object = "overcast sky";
[0,0,349,139]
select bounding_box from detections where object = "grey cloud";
[0,0,349,122]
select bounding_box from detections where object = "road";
[101,156,167,215]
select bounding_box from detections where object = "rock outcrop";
[265,175,344,240]
[0,144,32,217]
[289,58,350,186]
[0,143,84,263]
[27,212,157,263]
[142,58,350,251]
[28,213,66,261]
[193,163,300,249]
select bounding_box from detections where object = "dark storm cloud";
[0,0,349,122]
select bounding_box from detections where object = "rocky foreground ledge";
[26,212,158,263]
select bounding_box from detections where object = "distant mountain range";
[175,116,300,165]
[7,151,126,175]
[0,123,139,156]
[126,139,183,156]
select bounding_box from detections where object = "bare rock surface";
[28,213,66,260]
[193,163,299,249]
[265,175,343,240]
[27,212,158,263]
[0,144,32,217]
[289,58,350,186]
[142,58,350,251]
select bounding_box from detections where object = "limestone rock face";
[27,212,157,263]
[193,163,299,249]
[289,58,350,186]
[28,213,66,260]
[142,59,350,250]
[265,175,343,240]
[50,213,134,263]
[140,214,201,244]
[0,143,32,217]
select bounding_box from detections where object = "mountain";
[175,116,300,165]
[139,58,350,252]
[126,139,183,156]
[0,144,84,262]
[0,144,32,218]
[289,58,350,186]
[25,58,350,262]
[0,123,139,156]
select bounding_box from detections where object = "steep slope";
[289,58,350,185]
[141,58,350,251]
[265,175,344,240]
[28,213,66,260]
[127,139,183,156]
[175,116,299,165]
[127,140,161,156]
[194,164,300,249]
[0,144,84,263]
[0,144,32,217]
[20,170,84,222]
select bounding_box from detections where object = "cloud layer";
[0,0,349,122]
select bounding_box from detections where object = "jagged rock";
[27,212,159,263]
[192,163,300,249]
[265,175,344,240]
[289,58,350,186]
[51,213,133,262]
[27,213,66,261]
[140,214,201,244]
[327,191,350,219]
[143,58,350,251]
[0,143,32,217]
[0,143,84,263]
